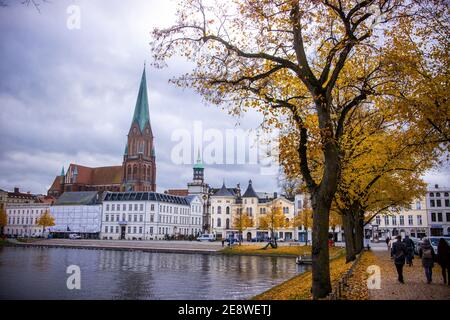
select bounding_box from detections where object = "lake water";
[0,246,308,300]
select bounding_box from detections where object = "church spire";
[132,66,151,132]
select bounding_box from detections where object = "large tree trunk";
[354,214,365,254]
[342,211,356,262]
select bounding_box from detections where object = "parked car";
[429,236,450,253]
[68,233,82,239]
[197,234,215,242]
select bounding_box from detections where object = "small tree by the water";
[232,207,253,245]
[259,205,289,249]
[36,210,55,234]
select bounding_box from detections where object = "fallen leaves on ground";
[252,251,351,300]
[341,251,377,300]
[221,244,343,257]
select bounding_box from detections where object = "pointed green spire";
[132,66,150,132]
[194,148,204,169]
[151,146,156,157]
[124,143,128,155]
[60,166,65,176]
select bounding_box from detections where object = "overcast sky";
[0,0,448,195]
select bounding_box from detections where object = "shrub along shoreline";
[220,244,343,258]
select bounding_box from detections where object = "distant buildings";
[367,198,428,240]
[101,192,202,240]
[49,192,102,238]
[5,203,51,237]
[426,184,450,236]
[47,68,156,197]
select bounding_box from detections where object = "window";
[105,215,109,222]
[408,215,413,226]
[140,204,144,211]
[436,192,441,197]
[123,204,126,211]
[111,215,115,222]
[110,226,114,233]
[150,215,154,222]
[437,200,442,207]
[140,215,143,222]
[392,216,397,225]
[218,207,222,214]
[445,199,450,207]
[431,212,436,222]
[104,226,108,233]
[399,215,404,226]
[134,215,137,222]
[134,204,138,211]
[116,215,119,221]
[116,226,119,233]
[447,212,450,222]
[384,216,389,226]
[437,212,443,222]
[217,218,221,228]
[150,227,153,234]
[106,204,110,211]
[128,226,131,233]
[129,204,132,211]
[226,219,230,229]
[139,227,143,234]
[417,215,422,226]
[416,201,421,210]
[151,204,155,211]
[430,200,435,207]
[430,192,434,197]
[133,227,137,234]
[226,207,230,215]
[112,204,115,211]
[376,216,381,225]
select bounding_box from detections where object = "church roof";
[242,180,258,198]
[132,67,151,132]
[214,182,235,197]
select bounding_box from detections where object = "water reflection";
[0,247,309,300]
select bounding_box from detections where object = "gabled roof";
[214,182,235,197]
[242,180,258,198]
[131,68,151,132]
[165,189,189,197]
[55,192,100,206]
[185,194,200,204]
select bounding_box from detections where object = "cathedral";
[48,68,156,197]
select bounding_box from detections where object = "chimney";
[14,187,19,193]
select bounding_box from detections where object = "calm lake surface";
[0,246,308,300]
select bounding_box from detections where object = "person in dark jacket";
[419,238,436,284]
[385,236,391,249]
[391,235,407,283]
[437,238,450,285]
[403,235,415,267]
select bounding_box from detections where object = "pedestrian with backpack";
[419,238,436,284]
[403,235,415,267]
[391,235,407,284]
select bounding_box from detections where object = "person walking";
[385,236,391,250]
[437,238,450,285]
[419,237,436,284]
[403,235,415,267]
[391,235,407,284]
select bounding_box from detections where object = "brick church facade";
[48,68,156,197]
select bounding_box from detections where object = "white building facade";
[101,192,202,240]
[5,203,50,237]
[426,185,450,236]
[367,197,428,240]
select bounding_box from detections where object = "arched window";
[226,207,230,215]
[127,165,132,180]
[217,218,221,228]
[147,166,151,181]
[143,165,147,181]
[133,165,138,179]
[218,206,222,214]
[226,218,230,229]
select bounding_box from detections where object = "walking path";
[369,250,450,300]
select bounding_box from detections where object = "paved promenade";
[11,239,224,254]
[369,250,450,300]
